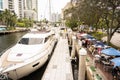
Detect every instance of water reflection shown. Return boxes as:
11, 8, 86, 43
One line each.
0, 32, 27, 53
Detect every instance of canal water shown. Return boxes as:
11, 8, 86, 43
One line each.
0, 32, 27, 53
0, 32, 49, 80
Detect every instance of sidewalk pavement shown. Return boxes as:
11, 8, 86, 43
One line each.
102, 33, 120, 48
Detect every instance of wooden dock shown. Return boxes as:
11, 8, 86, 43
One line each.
42, 38, 73, 80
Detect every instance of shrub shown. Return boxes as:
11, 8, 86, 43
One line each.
16, 22, 25, 27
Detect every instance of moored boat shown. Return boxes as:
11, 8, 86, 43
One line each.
0, 29, 57, 80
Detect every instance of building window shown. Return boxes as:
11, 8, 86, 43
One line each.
0, 0, 3, 9
8, 0, 14, 10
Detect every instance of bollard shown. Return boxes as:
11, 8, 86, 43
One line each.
68, 31, 72, 45
78, 48, 87, 80
78, 40, 82, 48
76, 40, 82, 53
71, 36, 76, 59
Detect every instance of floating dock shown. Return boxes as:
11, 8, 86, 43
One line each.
42, 38, 73, 80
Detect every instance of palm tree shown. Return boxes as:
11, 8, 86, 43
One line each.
2, 9, 17, 29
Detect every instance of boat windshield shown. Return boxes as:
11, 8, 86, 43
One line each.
18, 38, 43, 45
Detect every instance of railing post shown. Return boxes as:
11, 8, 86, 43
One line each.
71, 36, 76, 58
78, 48, 87, 80
68, 30, 72, 45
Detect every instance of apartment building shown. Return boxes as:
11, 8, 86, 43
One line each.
0, 0, 8, 11
0, 0, 38, 20
23, 0, 38, 21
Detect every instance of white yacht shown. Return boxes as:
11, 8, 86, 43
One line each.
0, 30, 57, 80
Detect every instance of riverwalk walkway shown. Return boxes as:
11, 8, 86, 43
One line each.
42, 38, 73, 80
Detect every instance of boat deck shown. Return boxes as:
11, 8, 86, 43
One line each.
41, 38, 73, 80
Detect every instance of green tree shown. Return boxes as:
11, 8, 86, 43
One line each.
64, 0, 103, 30
0, 13, 4, 24
2, 9, 17, 29
65, 0, 120, 45
98, 0, 120, 44
65, 19, 78, 30
17, 18, 33, 28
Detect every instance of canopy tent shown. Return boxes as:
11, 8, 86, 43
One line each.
80, 33, 96, 40
79, 33, 87, 37
101, 48, 120, 56
93, 41, 108, 48
87, 37, 96, 41
111, 57, 120, 67
76, 33, 95, 40
82, 34, 93, 39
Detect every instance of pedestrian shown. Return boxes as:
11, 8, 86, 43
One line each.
81, 39, 85, 47
112, 66, 120, 80
98, 48, 102, 55
93, 54, 101, 68
85, 39, 88, 48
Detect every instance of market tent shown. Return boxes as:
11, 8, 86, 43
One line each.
93, 41, 108, 48
101, 48, 120, 56
111, 57, 120, 67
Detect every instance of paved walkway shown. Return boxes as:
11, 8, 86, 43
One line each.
42, 38, 73, 80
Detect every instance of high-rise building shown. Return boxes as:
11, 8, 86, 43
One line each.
23, 0, 38, 21
0, 0, 24, 18
0, 0, 3, 10
0, 0, 8, 11
61, 1, 73, 20
18, 0, 24, 18
13, 0, 24, 18
0, 0, 38, 20
51, 13, 61, 22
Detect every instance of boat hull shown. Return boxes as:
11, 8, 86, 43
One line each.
0, 30, 57, 80
7, 52, 48, 80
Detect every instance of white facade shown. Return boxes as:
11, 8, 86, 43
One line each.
14, 0, 20, 18
23, 0, 38, 20
0, 0, 38, 20
0, 0, 8, 11
0, 0, 23, 18
17, 0, 24, 18
51, 13, 61, 22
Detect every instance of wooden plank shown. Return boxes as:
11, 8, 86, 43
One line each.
42, 39, 73, 80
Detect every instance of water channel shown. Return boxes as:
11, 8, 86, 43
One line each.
0, 32, 26, 53
0, 32, 48, 80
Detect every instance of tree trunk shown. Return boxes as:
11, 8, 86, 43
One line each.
106, 7, 116, 45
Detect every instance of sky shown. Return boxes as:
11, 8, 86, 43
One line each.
38, 0, 70, 20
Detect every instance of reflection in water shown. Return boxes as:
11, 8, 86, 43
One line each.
0, 32, 27, 54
